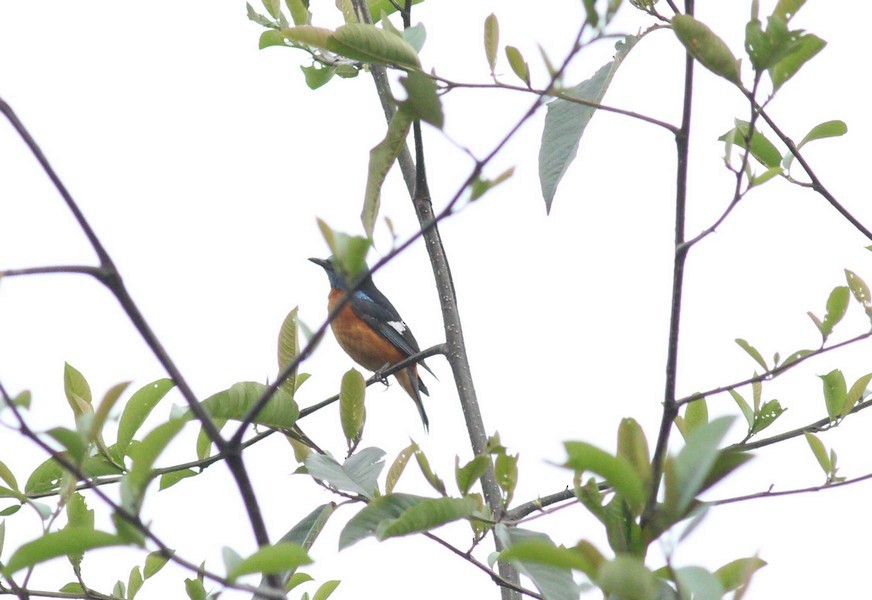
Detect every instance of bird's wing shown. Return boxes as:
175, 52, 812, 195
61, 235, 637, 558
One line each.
350, 288, 421, 358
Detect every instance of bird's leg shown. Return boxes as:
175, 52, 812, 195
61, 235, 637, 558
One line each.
372, 362, 393, 388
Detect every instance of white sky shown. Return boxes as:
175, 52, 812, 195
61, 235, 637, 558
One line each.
2, 1, 871, 599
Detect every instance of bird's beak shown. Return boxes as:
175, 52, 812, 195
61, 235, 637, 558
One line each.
308, 257, 330, 270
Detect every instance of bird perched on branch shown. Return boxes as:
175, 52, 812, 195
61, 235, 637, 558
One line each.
310, 257, 433, 429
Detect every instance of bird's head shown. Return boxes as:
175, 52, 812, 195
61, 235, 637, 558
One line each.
309, 256, 362, 291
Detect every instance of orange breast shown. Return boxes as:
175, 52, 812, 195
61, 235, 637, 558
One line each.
328, 289, 406, 371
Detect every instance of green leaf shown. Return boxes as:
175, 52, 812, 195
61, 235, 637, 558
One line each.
116, 379, 176, 459
385, 443, 415, 494
285, 0, 311, 25
617, 418, 651, 489
735, 338, 768, 370
184, 577, 206, 600
563, 442, 645, 515
750, 399, 785, 435
504, 46, 530, 87
674, 566, 725, 600
683, 398, 709, 436
494, 452, 518, 505
229, 543, 311, 582
300, 64, 336, 90
262, 0, 281, 19
305, 447, 384, 498
144, 551, 171, 579
770, 33, 825, 91
843, 373, 872, 419
469, 167, 515, 201
128, 566, 144, 599
718, 121, 782, 169
124, 419, 187, 511
366, 0, 424, 22
414, 446, 447, 496
799, 120, 847, 148
361, 109, 412, 238
313, 580, 341, 600
774, 0, 805, 20
4, 529, 122, 574
193, 382, 299, 429
455, 454, 491, 495
64, 362, 92, 417
376, 496, 479, 539
260, 29, 288, 48
729, 389, 754, 430
496, 525, 579, 600
328, 23, 420, 68
401, 23, 426, 53
845, 269, 872, 319
715, 557, 767, 592
340, 369, 366, 448
819, 369, 847, 421
817, 286, 850, 340
499, 540, 599, 579
339, 493, 426, 549
277, 307, 300, 400
597, 554, 658, 600
283, 26, 334, 51
804, 432, 830, 474
539, 36, 636, 212
278, 503, 335, 551
246, 2, 275, 27
484, 13, 499, 74
65, 492, 94, 530
316, 221, 371, 277
159, 469, 198, 491
672, 15, 741, 84
399, 71, 444, 128
667, 416, 734, 518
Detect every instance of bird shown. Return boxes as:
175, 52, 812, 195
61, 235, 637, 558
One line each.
309, 257, 433, 429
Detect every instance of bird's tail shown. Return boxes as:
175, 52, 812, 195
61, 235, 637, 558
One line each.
395, 366, 430, 431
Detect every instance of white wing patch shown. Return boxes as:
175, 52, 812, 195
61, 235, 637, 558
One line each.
387, 320, 407, 334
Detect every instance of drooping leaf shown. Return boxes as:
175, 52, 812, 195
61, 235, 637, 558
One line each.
228, 543, 312, 581
804, 432, 830, 474
499, 539, 599, 579
339, 493, 426, 549
300, 64, 336, 90
144, 551, 171, 579
729, 389, 754, 430
285, 0, 310, 25
735, 338, 768, 371
399, 71, 443, 128
667, 416, 734, 518
158, 469, 198, 491
124, 419, 187, 511
376, 496, 479, 539
401, 23, 426, 53
597, 554, 659, 600
819, 369, 847, 421
328, 23, 420, 68
414, 446, 447, 496
455, 454, 491, 496
385, 443, 416, 494
361, 109, 413, 238
496, 525, 580, 600
845, 269, 872, 320
672, 15, 741, 84
770, 33, 825, 91
305, 447, 384, 498
340, 369, 366, 448
539, 36, 636, 212
718, 121, 782, 169
674, 566, 725, 600
5, 529, 122, 574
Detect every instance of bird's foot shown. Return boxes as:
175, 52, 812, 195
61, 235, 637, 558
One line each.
373, 362, 393, 387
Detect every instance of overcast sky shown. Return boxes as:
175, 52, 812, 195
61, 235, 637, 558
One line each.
2, 1, 871, 599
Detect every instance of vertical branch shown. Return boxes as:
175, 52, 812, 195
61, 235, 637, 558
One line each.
349, 2, 519, 597
642, 0, 695, 527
